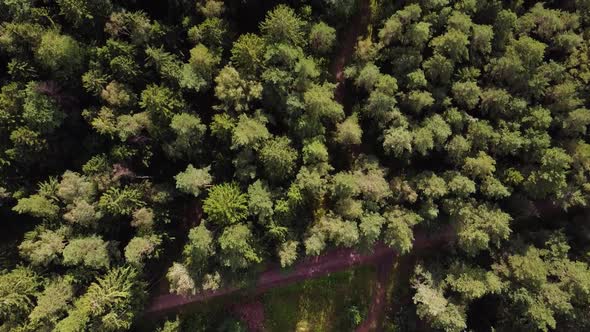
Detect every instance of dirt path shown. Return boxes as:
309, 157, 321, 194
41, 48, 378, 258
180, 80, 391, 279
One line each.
355, 252, 396, 332
145, 227, 455, 314
331, 0, 372, 104
354, 227, 456, 331
146, 245, 391, 314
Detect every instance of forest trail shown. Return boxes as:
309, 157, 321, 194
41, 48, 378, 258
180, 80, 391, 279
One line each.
145, 227, 455, 314
331, 0, 372, 104
355, 252, 395, 332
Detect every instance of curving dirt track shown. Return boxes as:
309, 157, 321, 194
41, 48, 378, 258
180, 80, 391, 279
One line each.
145, 227, 455, 315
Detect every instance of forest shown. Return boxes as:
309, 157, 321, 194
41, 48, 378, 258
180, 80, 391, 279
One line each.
1, 0, 590, 331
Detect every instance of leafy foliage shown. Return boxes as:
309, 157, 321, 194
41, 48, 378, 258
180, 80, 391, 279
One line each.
55, 266, 145, 331
175, 165, 212, 197
203, 183, 248, 225
0, 267, 39, 326
62, 236, 110, 269
2, 1, 590, 330
260, 5, 305, 46
218, 224, 261, 270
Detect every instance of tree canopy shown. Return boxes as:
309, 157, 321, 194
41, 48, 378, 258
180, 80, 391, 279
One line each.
1, 0, 590, 331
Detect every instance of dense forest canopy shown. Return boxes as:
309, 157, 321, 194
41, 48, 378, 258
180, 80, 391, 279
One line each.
1, 0, 590, 331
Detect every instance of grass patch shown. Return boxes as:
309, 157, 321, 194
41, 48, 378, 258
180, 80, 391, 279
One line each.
263, 266, 376, 332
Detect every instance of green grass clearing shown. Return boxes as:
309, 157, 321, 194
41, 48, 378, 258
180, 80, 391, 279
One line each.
263, 266, 377, 332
